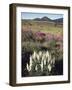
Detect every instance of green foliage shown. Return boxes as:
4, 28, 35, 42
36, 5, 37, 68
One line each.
49, 40, 56, 48
22, 41, 41, 53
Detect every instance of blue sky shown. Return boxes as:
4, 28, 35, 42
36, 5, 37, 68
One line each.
21, 12, 63, 20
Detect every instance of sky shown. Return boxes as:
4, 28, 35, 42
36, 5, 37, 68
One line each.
21, 12, 63, 20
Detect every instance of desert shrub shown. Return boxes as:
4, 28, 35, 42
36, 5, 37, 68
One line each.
22, 30, 35, 42
22, 41, 44, 57
53, 34, 63, 42
35, 32, 46, 43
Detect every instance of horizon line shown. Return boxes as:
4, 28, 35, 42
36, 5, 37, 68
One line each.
21, 12, 63, 20
21, 16, 63, 20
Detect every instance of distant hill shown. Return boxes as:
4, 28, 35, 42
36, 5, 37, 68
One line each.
33, 16, 52, 21
40, 16, 52, 21
53, 18, 63, 23
33, 16, 63, 24
33, 18, 41, 21
22, 16, 63, 25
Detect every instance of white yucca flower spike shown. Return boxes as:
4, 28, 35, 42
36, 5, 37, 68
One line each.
37, 54, 39, 61
44, 59, 46, 65
41, 61, 43, 71
48, 64, 52, 72
29, 65, 31, 71
35, 65, 37, 71
52, 56, 55, 65
50, 60, 53, 64
46, 51, 49, 58
26, 63, 30, 71
39, 51, 42, 57
48, 53, 51, 62
42, 55, 44, 61
42, 52, 45, 61
30, 56, 32, 67
33, 51, 37, 59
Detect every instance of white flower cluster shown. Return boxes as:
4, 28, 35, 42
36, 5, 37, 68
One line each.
26, 51, 55, 73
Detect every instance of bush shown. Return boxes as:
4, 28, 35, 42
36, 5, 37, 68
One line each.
22, 30, 35, 42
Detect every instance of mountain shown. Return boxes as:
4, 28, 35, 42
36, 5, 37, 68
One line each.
33, 16, 52, 21
53, 18, 63, 23
33, 16, 63, 23
23, 16, 63, 24
41, 16, 52, 21
33, 18, 41, 21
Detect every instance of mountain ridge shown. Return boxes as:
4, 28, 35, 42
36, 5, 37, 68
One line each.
22, 16, 63, 24
33, 16, 63, 23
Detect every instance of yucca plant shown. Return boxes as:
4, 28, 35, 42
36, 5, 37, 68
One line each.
26, 50, 56, 76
